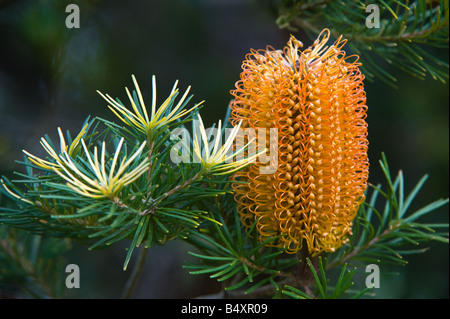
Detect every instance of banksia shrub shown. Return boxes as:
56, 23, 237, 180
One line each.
1, 2, 448, 298
230, 29, 369, 256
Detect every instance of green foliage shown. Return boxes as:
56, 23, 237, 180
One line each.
183, 192, 298, 295
0, 77, 229, 271
273, 0, 449, 87
182, 154, 448, 299
0, 117, 103, 240
327, 153, 449, 269
0, 226, 71, 298
281, 258, 371, 299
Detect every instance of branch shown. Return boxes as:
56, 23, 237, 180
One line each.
142, 171, 203, 215
195, 278, 291, 299
326, 228, 391, 269
120, 246, 149, 298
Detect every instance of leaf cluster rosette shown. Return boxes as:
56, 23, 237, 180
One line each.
0, 75, 257, 270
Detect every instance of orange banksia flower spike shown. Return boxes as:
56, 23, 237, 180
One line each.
230, 29, 369, 256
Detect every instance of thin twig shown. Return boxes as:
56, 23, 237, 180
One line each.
195, 278, 291, 299
120, 246, 149, 298
142, 171, 203, 215
146, 137, 154, 185
326, 228, 392, 269
238, 256, 293, 279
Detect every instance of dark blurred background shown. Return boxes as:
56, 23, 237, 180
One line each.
0, 0, 448, 298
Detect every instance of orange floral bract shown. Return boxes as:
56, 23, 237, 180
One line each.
230, 29, 369, 255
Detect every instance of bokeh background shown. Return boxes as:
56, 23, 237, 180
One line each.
0, 0, 448, 298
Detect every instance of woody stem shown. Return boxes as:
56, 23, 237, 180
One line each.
120, 246, 149, 299
293, 244, 319, 295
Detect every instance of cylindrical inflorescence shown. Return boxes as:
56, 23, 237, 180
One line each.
230, 29, 369, 255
